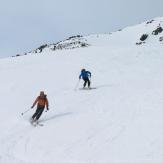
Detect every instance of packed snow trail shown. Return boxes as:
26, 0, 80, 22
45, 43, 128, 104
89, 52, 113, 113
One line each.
0, 18, 163, 163
0, 46, 163, 163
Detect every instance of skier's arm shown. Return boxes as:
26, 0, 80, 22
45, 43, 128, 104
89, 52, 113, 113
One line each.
88, 71, 91, 78
79, 74, 82, 79
45, 98, 49, 110
31, 97, 39, 108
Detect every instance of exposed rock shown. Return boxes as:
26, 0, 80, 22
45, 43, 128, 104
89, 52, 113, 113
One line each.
152, 26, 163, 35
67, 35, 82, 40
16, 54, 21, 57
140, 34, 148, 41
28, 35, 89, 54
146, 20, 154, 24
53, 40, 89, 50
159, 36, 163, 42
37, 44, 48, 53
136, 42, 145, 45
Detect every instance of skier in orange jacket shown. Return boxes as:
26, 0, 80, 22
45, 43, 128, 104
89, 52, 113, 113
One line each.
31, 91, 49, 122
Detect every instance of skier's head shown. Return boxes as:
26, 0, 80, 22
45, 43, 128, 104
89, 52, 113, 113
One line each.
40, 91, 45, 97
81, 68, 86, 72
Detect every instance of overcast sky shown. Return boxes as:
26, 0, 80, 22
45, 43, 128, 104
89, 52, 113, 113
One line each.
0, 0, 163, 58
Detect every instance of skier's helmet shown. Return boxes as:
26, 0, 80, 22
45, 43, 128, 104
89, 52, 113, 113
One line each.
81, 68, 85, 72
40, 91, 45, 97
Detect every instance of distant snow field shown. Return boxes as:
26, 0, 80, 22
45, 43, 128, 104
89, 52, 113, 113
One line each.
0, 17, 163, 163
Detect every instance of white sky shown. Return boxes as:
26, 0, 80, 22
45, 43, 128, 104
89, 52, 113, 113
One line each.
0, 0, 163, 57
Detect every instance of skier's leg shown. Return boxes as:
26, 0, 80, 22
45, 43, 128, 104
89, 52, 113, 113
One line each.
32, 107, 40, 120
35, 108, 44, 120
84, 78, 90, 88
88, 78, 91, 88
83, 79, 87, 88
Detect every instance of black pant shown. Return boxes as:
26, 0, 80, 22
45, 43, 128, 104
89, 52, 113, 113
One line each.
83, 77, 91, 88
32, 106, 44, 120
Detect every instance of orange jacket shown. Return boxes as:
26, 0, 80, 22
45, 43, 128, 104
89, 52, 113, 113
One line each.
32, 96, 49, 109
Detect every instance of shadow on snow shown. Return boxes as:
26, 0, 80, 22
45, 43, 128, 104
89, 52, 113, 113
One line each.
40, 112, 73, 123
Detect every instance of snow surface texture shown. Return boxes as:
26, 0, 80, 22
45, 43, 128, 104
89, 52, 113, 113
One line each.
0, 17, 163, 163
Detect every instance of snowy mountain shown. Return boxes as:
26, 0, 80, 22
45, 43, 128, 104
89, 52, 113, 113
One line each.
17, 16, 163, 56
27, 35, 89, 55
0, 17, 163, 163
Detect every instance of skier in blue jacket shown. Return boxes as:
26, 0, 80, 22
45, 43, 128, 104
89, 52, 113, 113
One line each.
79, 69, 91, 88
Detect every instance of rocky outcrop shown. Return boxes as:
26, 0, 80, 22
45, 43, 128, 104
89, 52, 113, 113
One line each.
152, 26, 163, 35
140, 34, 148, 41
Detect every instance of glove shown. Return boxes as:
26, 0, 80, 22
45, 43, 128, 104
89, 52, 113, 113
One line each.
47, 107, 49, 111
31, 106, 34, 109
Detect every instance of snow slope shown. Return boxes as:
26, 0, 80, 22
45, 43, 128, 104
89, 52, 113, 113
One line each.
0, 17, 163, 163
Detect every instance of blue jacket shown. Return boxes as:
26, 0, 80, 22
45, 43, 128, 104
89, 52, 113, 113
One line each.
79, 71, 91, 79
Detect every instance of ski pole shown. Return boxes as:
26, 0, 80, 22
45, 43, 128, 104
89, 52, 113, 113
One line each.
21, 108, 31, 115
74, 79, 80, 90
45, 108, 49, 112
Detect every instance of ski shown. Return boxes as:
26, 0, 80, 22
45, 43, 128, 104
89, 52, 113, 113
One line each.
37, 123, 44, 126
30, 118, 44, 127
31, 121, 44, 127
79, 87, 96, 90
